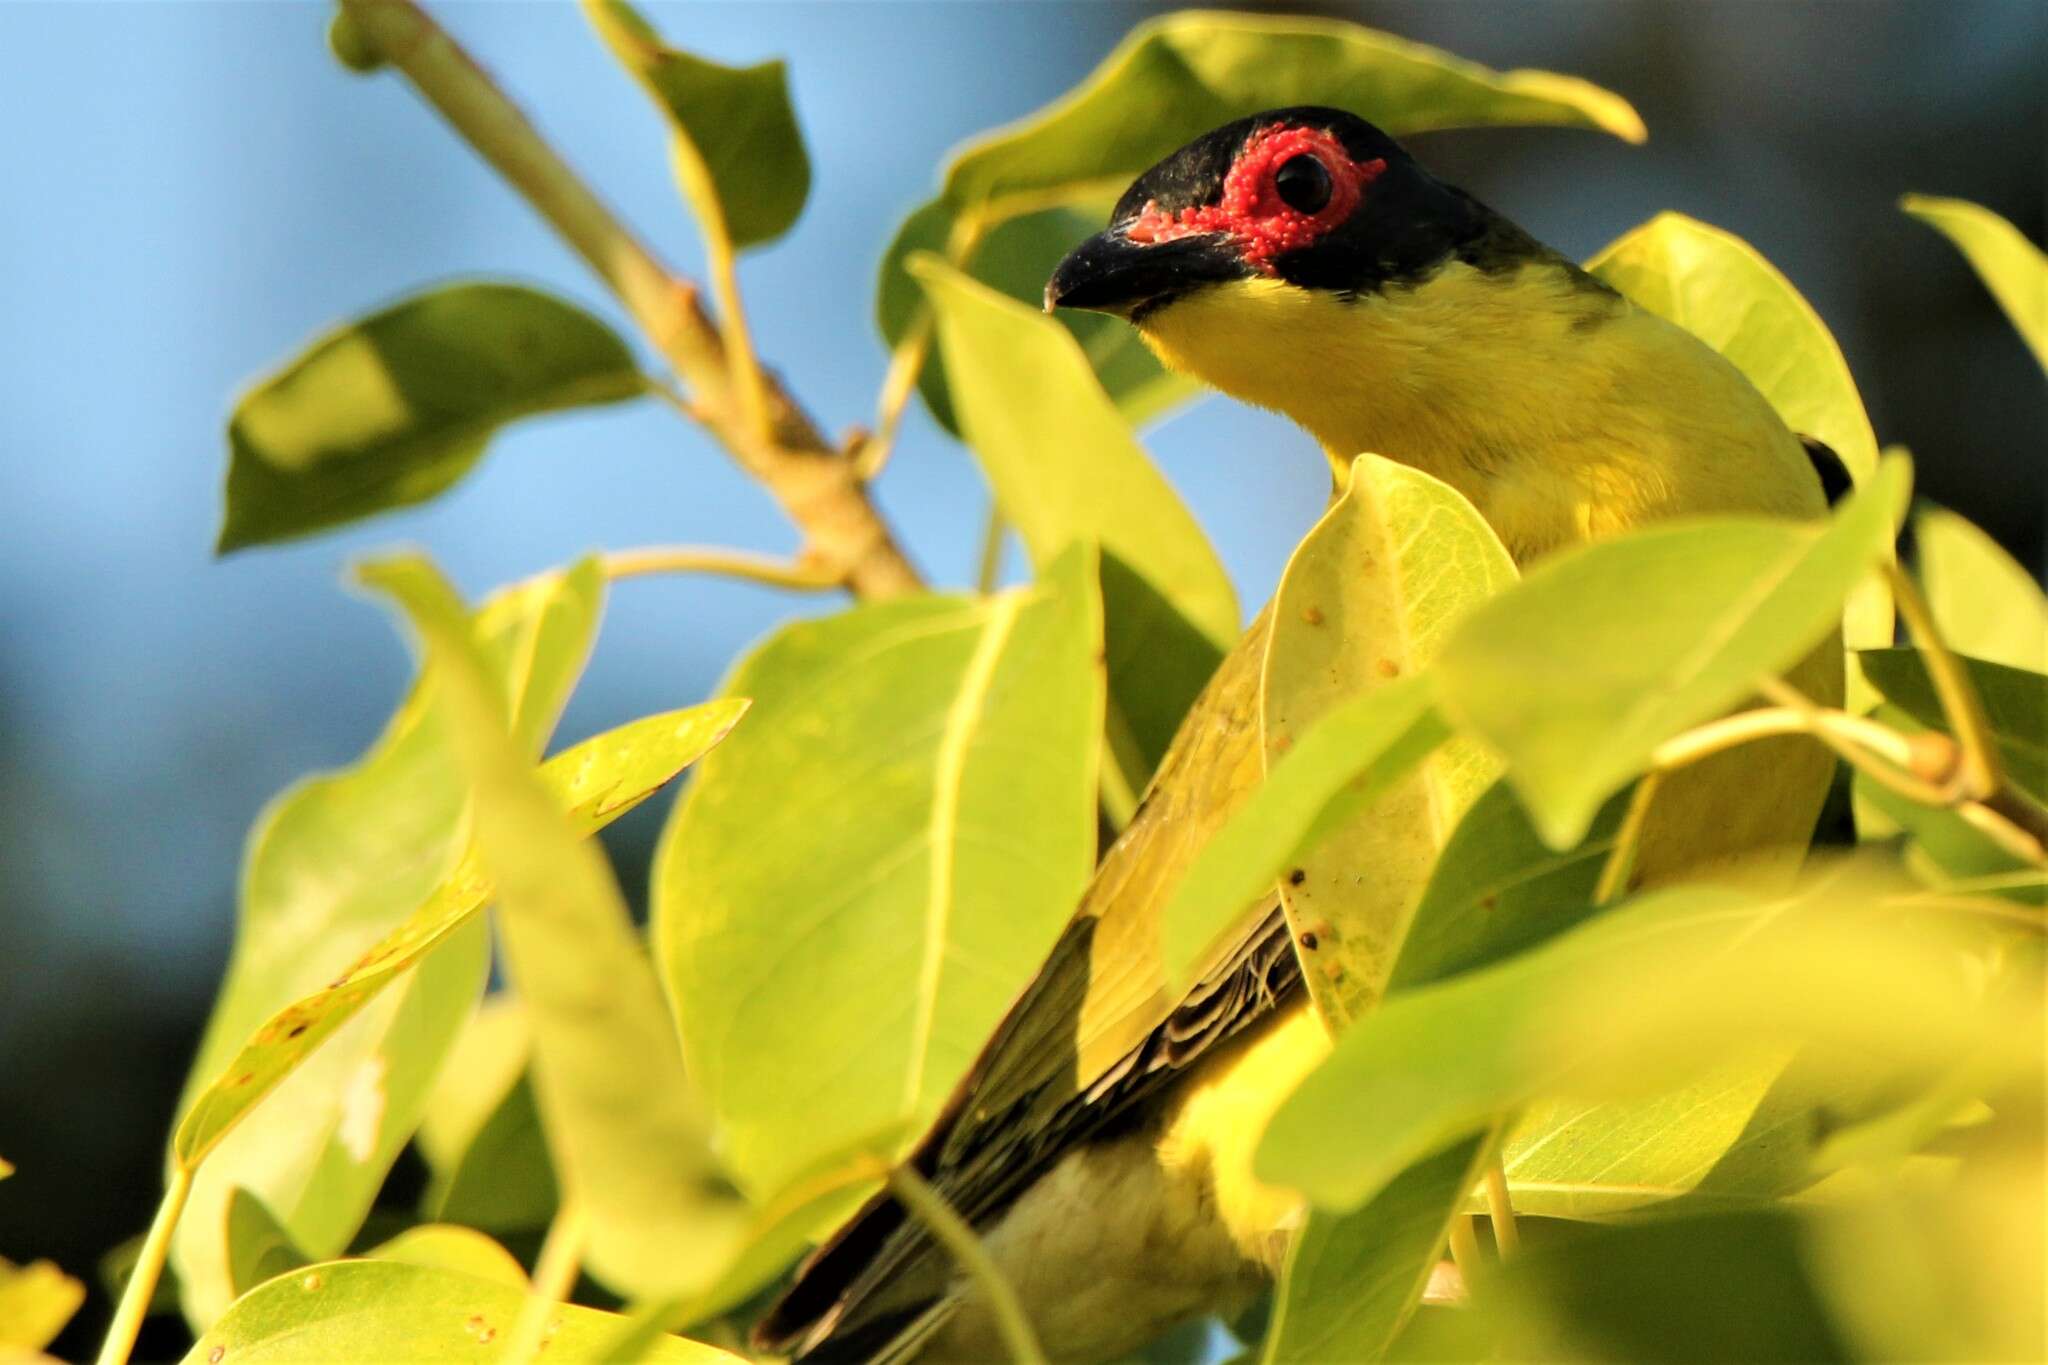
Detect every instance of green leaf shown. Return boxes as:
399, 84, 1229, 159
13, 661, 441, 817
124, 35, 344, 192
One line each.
1257, 872, 2019, 1212
583, 0, 810, 250
1901, 194, 2048, 370
1433, 452, 1910, 848
1162, 676, 1448, 987
914, 257, 1236, 801
417, 998, 559, 1233
226, 1189, 310, 1301
1914, 505, 2048, 673
942, 11, 1643, 218
876, 196, 1195, 434
1260, 1136, 1491, 1364
657, 549, 1104, 1196
0, 1257, 86, 1352
367, 1226, 528, 1291
1586, 212, 1890, 654
1859, 647, 2046, 804
219, 282, 641, 551
880, 11, 1641, 430
358, 554, 752, 1301
1262, 455, 1515, 1026
171, 564, 604, 1325
180, 1260, 739, 1363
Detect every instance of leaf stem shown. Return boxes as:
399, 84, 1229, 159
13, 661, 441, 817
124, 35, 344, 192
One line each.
1482, 1161, 1519, 1259
887, 1165, 1046, 1365
337, 0, 921, 600
858, 210, 990, 480
96, 1165, 192, 1365
975, 504, 1008, 594
602, 544, 846, 592
1594, 772, 1663, 906
1446, 1213, 1482, 1290
1885, 561, 2002, 799
505, 1200, 588, 1365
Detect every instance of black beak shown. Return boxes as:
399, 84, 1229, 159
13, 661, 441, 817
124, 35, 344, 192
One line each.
1044, 228, 1248, 318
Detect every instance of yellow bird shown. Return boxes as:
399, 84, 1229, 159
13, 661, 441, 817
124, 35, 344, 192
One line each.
756, 106, 1841, 1363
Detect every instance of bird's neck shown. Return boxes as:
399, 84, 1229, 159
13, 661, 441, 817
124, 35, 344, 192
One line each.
1143, 260, 1823, 565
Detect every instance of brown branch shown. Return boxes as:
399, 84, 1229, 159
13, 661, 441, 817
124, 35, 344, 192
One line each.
338, 0, 922, 600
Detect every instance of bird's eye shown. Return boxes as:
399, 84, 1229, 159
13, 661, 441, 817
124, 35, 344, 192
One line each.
1273, 154, 1332, 214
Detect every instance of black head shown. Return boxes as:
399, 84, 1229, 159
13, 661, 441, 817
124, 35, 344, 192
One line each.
1045, 107, 1537, 320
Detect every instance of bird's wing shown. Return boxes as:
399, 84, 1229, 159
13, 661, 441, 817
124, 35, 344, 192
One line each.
757, 609, 1298, 1357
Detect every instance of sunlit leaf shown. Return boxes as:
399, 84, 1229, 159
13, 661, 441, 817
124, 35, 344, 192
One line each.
172, 564, 603, 1325
359, 554, 751, 1301
1588, 212, 1891, 656
367, 1225, 528, 1291
943, 11, 1643, 217
657, 548, 1103, 1196
1914, 505, 2048, 673
1261, 1137, 1490, 1364
1162, 675, 1447, 987
876, 195, 1193, 433
914, 258, 1234, 807
219, 283, 641, 551
1258, 871, 2022, 1211
1433, 453, 1909, 848
1262, 455, 1514, 1026
1901, 194, 2048, 370
583, 0, 809, 250
417, 998, 558, 1233
0, 1257, 85, 1352
179, 1259, 739, 1363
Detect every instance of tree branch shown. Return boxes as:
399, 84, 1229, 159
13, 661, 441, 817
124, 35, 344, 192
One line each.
338, 0, 922, 600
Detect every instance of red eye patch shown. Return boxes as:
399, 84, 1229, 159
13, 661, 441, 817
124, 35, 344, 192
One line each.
1123, 125, 1386, 273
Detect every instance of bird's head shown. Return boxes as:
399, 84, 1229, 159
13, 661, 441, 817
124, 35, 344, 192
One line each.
1045, 108, 1557, 455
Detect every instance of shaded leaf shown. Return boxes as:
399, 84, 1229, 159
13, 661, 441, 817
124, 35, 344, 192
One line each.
1914, 505, 2048, 673
914, 258, 1235, 804
179, 1259, 738, 1363
226, 1188, 309, 1301
1260, 1136, 1491, 1364
1587, 212, 1891, 653
220, 283, 641, 551
657, 549, 1104, 1196
0, 1257, 85, 1352
1433, 453, 1910, 848
1262, 455, 1514, 1026
584, 0, 809, 249
359, 554, 751, 1300
417, 998, 559, 1233
1162, 675, 1447, 986
1859, 647, 2046, 804
1901, 194, 2048, 370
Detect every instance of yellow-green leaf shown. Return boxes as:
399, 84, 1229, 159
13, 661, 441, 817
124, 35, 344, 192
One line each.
172, 564, 604, 1326
359, 554, 751, 1301
0, 1257, 85, 1352
219, 283, 641, 551
657, 549, 1104, 1196
1915, 505, 2048, 673
1901, 194, 2048, 370
942, 11, 1643, 217
1587, 212, 1891, 654
417, 998, 559, 1233
1262, 455, 1514, 1026
584, 0, 809, 250
179, 1260, 738, 1363
367, 1226, 528, 1291
914, 257, 1235, 806
1434, 453, 1910, 849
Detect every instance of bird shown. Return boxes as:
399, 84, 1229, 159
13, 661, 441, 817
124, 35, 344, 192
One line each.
754, 105, 1841, 1363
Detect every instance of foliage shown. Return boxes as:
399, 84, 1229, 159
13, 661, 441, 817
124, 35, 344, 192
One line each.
40, 5, 2043, 1364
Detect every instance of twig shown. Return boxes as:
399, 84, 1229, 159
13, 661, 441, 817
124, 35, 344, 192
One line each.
1482, 1162, 1519, 1259
337, 0, 921, 600
1886, 561, 2002, 800
602, 544, 846, 592
1446, 1214, 1482, 1289
887, 1165, 1046, 1365
1594, 772, 1663, 907
96, 1165, 193, 1365
504, 1200, 588, 1365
